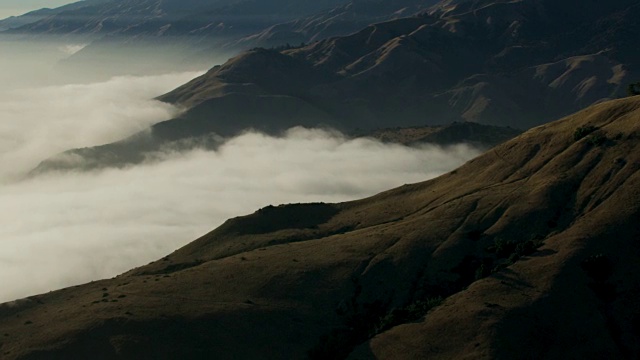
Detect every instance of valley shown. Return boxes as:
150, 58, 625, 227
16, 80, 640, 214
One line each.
0, 0, 638, 359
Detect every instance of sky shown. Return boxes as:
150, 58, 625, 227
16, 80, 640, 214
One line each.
0, 0, 76, 19
0, 38, 482, 303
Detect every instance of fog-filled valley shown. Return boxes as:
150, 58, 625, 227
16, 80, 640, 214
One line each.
1, 1, 640, 358
0, 38, 480, 303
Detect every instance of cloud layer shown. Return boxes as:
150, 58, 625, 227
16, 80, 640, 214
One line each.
0, 72, 201, 182
0, 129, 479, 302
0, 41, 482, 302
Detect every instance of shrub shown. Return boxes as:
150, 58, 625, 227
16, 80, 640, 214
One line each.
487, 238, 516, 258
487, 237, 542, 266
475, 263, 491, 280
586, 132, 607, 146
573, 125, 597, 141
627, 82, 640, 97
467, 230, 483, 241
515, 239, 539, 257
581, 254, 612, 282
373, 297, 443, 335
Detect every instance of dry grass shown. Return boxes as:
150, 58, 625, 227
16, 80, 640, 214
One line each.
1, 97, 640, 359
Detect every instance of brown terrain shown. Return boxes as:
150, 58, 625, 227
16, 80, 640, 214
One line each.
2, 96, 639, 359
2, 0, 440, 76
28, 0, 640, 173
365, 121, 521, 147
159, 0, 640, 132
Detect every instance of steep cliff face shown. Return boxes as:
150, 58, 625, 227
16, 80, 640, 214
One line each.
3, 96, 640, 359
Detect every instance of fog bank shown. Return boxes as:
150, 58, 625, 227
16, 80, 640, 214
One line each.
0, 72, 201, 182
0, 40, 482, 303
0, 129, 479, 302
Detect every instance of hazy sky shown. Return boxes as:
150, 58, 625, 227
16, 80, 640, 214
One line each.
0, 0, 76, 19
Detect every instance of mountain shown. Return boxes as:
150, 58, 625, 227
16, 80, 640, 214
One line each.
0, 0, 354, 76
365, 121, 522, 147
3, 96, 640, 359
0, 0, 111, 31
2, 0, 441, 76
29, 0, 640, 173
230, 0, 441, 49
158, 0, 638, 131
30, 121, 518, 173
7, 0, 348, 36
0, 9, 63, 32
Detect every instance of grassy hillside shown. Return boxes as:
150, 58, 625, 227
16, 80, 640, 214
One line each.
1, 96, 639, 358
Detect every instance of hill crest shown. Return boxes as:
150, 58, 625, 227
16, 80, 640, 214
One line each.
2, 96, 640, 359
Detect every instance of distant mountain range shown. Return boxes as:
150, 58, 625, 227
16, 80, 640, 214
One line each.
28, 0, 640, 173
4, 0, 347, 36
0, 0, 111, 32
3, 0, 439, 43
4, 95, 640, 359
157, 0, 638, 131
1, 0, 442, 74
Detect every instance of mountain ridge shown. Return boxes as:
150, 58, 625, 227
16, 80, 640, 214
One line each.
0, 0, 112, 31
1, 0, 442, 76
26, 0, 640, 174
159, 0, 638, 131
30, 121, 518, 174
3, 96, 640, 359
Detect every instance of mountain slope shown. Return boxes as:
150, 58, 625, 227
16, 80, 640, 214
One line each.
3, 0, 441, 77
30, 119, 517, 173
153, 0, 639, 133
0, 0, 111, 31
31, 0, 640, 173
230, 0, 441, 49
8, 0, 349, 36
6, 0, 638, 119
2, 0, 359, 77
3, 96, 640, 359
364, 121, 522, 147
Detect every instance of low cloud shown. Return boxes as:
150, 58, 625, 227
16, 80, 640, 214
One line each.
0, 47, 482, 303
0, 71, 201, 182
58, 43, 88, 55
0, 129, 480, 302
